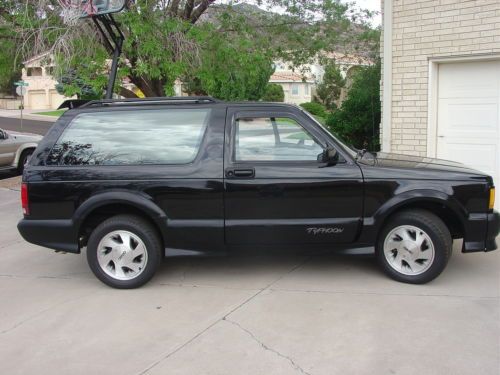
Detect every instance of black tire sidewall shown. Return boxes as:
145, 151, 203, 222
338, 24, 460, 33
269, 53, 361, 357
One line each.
376, 211, 451, 284
87, 216, 161, 289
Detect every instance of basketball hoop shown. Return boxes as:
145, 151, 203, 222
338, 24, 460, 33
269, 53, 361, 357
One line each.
58, 0, 126, 25
58, 0, 91, 25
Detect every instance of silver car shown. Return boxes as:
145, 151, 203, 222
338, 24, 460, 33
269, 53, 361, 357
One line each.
0, 128, 42, 173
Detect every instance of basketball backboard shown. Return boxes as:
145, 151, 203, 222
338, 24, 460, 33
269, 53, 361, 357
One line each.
58, 0, 126, 24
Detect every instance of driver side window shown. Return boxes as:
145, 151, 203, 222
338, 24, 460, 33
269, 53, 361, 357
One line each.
235, 117, 323, 161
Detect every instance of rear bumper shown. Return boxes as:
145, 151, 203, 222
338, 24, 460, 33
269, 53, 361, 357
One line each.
17, 218, 80, 253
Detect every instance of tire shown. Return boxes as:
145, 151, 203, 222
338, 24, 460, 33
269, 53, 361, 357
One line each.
17, 149, 34, 174
87, 214, 162, 289
376, 209, 452, 284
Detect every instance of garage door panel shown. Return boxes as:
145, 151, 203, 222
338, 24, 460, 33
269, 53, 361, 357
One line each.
439, 61, 500, 99
437, 140, 498, 178
437, 60, 500, 193
438, 99, 498, 133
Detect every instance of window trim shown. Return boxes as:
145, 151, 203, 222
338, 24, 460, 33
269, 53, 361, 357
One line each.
231, 113, 326, 164
45, 107, 212, 167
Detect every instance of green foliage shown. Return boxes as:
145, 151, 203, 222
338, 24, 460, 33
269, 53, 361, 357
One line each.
0, 39, 20, 94
6, 0, 376, 100
262, 84, 285, 102
326, 61, 381, 151
183, 28, 274, 100
300, 102, 327, 118
315, 61, 345, 110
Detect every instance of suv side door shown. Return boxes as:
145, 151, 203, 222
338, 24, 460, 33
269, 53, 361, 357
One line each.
223, 106, 364, 246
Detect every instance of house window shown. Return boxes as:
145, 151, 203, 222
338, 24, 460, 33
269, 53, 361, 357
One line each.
291, 84, 299, 96
27, 67, 43, 77
46, 66, 55, 76
304, 84, 310, 96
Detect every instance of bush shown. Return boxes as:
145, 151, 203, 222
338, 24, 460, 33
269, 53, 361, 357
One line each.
326, 62, 381, 151
262, 83, 285, 102
300, 102, 327, 118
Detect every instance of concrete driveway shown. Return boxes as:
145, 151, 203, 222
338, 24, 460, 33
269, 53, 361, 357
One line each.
0, 186, 498, 375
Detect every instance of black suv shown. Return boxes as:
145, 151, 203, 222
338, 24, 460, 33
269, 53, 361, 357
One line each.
17, 97, 499, 288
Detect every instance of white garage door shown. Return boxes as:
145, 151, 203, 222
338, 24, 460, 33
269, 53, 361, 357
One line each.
27, 90, 47, 110
437, 60, 500, 187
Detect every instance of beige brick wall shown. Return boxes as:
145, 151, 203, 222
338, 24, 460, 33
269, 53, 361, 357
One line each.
381, 0, 500, 156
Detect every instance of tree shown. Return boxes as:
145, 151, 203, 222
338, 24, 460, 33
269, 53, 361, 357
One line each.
325, 61, 381, 151
315, 60, 345, 110
300, 102, 327, 118
55, 69, 102, 99
262, 83, 284, 102
182, 29, 274, 100
5, 1, 375, 99
0, 39, 20, 95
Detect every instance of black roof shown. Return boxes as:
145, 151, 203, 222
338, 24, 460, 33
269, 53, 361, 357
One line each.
58, 97, 298, 110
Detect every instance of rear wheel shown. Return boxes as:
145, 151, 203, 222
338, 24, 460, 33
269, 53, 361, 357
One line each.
86, 214, 162, 289
376, 209, 452, 284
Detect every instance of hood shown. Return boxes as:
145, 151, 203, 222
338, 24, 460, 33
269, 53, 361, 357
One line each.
5, 130, 43, 143
358, 151, 488, 176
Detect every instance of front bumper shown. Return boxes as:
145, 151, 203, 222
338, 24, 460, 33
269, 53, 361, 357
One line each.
462, 210, 499, 253
485, 211, 500, 251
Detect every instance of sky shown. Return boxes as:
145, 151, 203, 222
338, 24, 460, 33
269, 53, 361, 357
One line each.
352, 0, 381, 26
221, 0, 381, 27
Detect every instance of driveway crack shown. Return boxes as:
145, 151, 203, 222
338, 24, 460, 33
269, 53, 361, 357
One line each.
137, 256, 311, 375
224, 317, 313, 375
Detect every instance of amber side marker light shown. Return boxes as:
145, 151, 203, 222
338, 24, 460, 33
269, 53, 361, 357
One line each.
21, 183, 29, 215
489, 187, 495, 210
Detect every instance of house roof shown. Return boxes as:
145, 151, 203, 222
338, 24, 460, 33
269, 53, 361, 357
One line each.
323, 52, 373, 66
270, 72, 315, 83
23, 52, 53, 65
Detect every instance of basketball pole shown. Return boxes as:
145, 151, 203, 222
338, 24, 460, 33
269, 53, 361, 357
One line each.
91, 14, 124, 100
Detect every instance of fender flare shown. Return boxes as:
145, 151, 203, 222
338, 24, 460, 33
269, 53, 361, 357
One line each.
13, 143, 38, 168
370, 189, 468, 232
73, 190, 168, 233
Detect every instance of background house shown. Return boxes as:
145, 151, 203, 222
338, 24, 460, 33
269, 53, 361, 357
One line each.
22, 53, 73, 110
271, 53, 372, 106
381, 0, 500, 185
269, 64, 315, 105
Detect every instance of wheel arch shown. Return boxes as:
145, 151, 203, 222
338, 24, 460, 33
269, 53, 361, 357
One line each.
74, 191, 168, 249
13, 143, 37, 168
372, 190, 467, 241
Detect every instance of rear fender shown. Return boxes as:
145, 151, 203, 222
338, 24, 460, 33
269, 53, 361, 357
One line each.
73, 190, 168, 235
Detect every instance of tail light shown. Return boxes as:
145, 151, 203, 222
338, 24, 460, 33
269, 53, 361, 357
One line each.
21, 183, 30, 215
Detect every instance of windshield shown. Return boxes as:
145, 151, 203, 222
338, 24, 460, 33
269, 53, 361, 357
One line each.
300, 109, 358, 159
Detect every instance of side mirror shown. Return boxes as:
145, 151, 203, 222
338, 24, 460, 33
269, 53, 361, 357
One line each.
0, 130, 6, 140
317, 147, 339, 166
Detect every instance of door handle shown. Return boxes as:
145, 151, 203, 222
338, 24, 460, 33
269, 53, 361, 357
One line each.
226, 168, 255, 178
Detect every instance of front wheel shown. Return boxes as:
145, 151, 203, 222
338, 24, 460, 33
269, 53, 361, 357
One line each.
376, 209, 452, 284
17, 149, 33, 174
87, 215, 162, 289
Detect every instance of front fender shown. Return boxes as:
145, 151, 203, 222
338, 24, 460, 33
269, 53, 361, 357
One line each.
373, 189, 467, 225
13, 143, 38, 168
359, 189, 467, 244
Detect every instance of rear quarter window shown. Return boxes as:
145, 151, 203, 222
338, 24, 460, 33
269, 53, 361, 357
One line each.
46, 108, 210, 166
